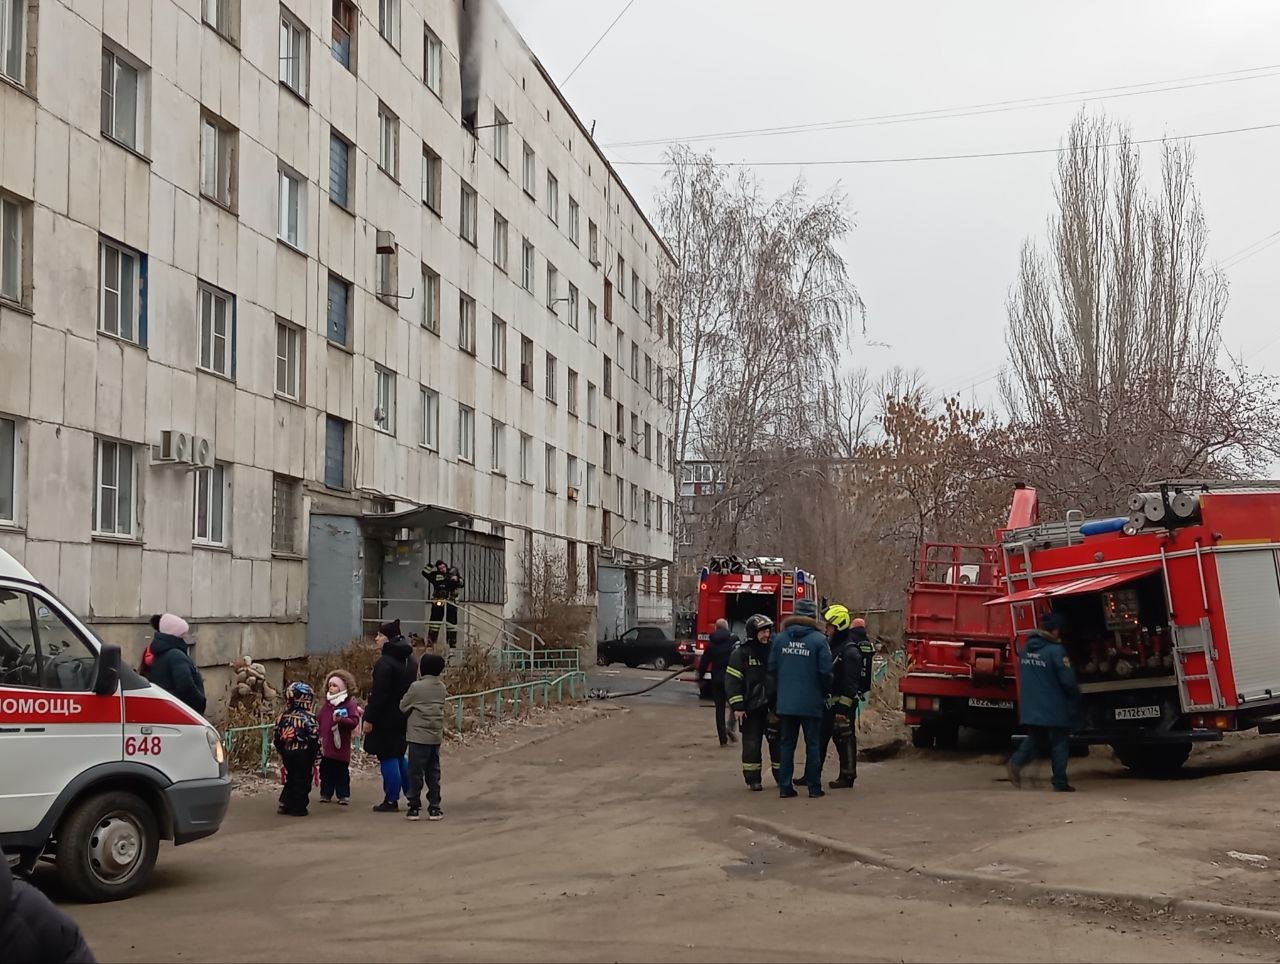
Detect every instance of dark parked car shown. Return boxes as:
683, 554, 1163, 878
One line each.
597, 627, 681, 671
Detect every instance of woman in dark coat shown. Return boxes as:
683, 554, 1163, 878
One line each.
362, 620, 417, 812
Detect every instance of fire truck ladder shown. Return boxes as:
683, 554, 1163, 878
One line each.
1171, 617, 1225, 712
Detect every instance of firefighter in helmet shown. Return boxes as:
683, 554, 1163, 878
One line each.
421, 559, 465, 647
821, 604, 873, 789
725, 613, 780, 790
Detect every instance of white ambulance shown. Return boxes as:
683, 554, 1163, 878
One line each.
0, 548, 230, 901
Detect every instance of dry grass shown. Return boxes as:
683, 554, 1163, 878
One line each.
223, 702, 278, 773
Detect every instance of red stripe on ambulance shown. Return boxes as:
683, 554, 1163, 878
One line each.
124, 695, 205, 726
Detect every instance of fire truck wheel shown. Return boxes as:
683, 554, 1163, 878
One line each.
55, 790, 160, 902
933, 720, 961, 751
910, 726, 935, 749
1110, 741, 1192, 774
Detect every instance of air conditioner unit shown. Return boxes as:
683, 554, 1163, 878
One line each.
192, 436, 214, 468
567, 486, 579, 501
375, 229, 396, 254
152, 430, 190, 464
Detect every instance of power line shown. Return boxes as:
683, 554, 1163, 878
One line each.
605, 63, 1280, 149
607, 120, 1280, 168
560, 0, 639, 87
1222, 229, 1280, 270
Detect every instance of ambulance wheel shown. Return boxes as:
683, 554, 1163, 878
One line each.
1111, 741, 1192, 774
55, 790, 159, 902
910, 725, 935, 749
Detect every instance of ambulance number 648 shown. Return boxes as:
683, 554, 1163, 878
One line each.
125, 736, 163, 756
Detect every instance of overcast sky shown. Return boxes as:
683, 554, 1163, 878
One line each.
505, 0, 1280, 409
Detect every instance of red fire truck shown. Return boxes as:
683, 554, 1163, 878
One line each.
686, 557, 818, 698
900, 486, 1039, 748
984, 480, 1280, 772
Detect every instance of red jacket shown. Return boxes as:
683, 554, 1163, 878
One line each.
318, 696, 362, 762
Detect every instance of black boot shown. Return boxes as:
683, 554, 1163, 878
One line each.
828, 775, 855, 789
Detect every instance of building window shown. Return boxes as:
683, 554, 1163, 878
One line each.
568, 197, 580, 246
568, 283, 579, 330
588, 301, 598, 345
544, 444, 557, 493
277, 163, 304, 248
644, 490, 652, 529
602, 354, 612, 399
275, 318, 302, 400
630, 412, 640, 451
618, 255, 625, 296
202, 0, 239, 42
668, 375, 676, 410
603, 278, 613, 323
655, 366, 663, 404
656, 301, 665, 338
423, 25, 442, 95
331, 0, 356, 69
522, 141, 535, 196
101, 46, 145, 152
193, 463, 230, 547
422, 265, 440, 333
1, 0, 28, 86
616, 402, 624, 435
458, 405, 475, 463
279, 8, 309, 98
271, 475, 300, 553
491, 315, 507, 372
588, 220, 599, 264
492, 212, 508, 271
329, 130, 351, 208
0, 416, 14, 523
602, 433, 612, 475
631, 271, 639, 309
419, 387, 438, 449
93, 438, 136, 537
422, 145, 441, 212
587, 383, 598, 426
545, 353, 557, 404
460, 181, 477, 246
546, 172, 559, 223
546, 262, 558, 312
98, 237, 145, 345
586, 463, 597, 506
644, 421, 652, 461
656, 430, 665, 467
567, 455, 580, 500
324, 416, 347, 488
630, 483, 639, 522
377, 101, 399, 179
520, 336, 534, 390
656, 498, 664, 532
197, 282, 234, 378
645, 287, 653, 327
567, 369, 579, 417
493, 110, 509, 169
377, 0, 400, 46
374, 366, 396, 433
326, 272, 351, 346
630, 342, 639, 381
521, 238, 534, 292
519, 433, 532, 483
199, 112, 237, 208
490, 419, 505, 474
459, 293, 476, 355
644, 355, 653, 394
375, 237, 397, 303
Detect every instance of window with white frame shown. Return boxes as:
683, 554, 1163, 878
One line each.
644, 354, 653, 394
519, 433, 532, 483
602, 432, 612, 475
630, 483, 639, 521
493, 110, 509, 169
546, 172, 559, 223
644, 490, 652, 528
378, 0, 400, 47
422, 145, 441, 212
458, 404, 475, 463
93, 438, 136, 537
521, 238, 534, 292
545, 353, 557, 403
375, 237, 397, 302
199, 112, 236, 208
588, 301, 598, 345
520, 336, 533, 390
568, 197, 580, 245
490, 419, 504, 474
459, 293, 476, 355
271, 474, 301, 553
279, 8, 309, 98
197, 282, 234, 378
203, 0, 239, 41
423, 25, 442, 95
193, 463, 230, 547
615, 477, 623, 512
419, 387, 438, 449
568, 283, 579, 330
275, 318, 302, 400
587, 383, 598, 426
1, 0, 29, 86
377, 101, 399, 179
0, 415, 16, 524
586, 462, 597, 506
632, 270, 640, 308
460, 181, 477, 245
656, 497, 663, 532
522, 141, 535, 196
101, 46, 145, 151
422, 265, 440, 332
98, 237, 144, 345
546, 262, 558, 311
567, 369, 579, 417
631, 341, 639, 381
656, 430, 665, 467
566, 455, 579, 498
374, 366, 395, 433
644, 421, 652, 460
588, 220, 599, 264
491, 315, 507, 372
544, 444, 557, 493
277, 163, 304, 248
644, 286, 653, 327
492, 212, 508, 271
655, 365, 664, 404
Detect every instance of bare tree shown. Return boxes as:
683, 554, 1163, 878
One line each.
1004, 112, 1280, 513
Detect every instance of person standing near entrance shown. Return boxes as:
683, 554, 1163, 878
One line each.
422, 560, 465, 647
768, 600, 833, 798
363, 620, 418, 812
702, 618, 737, 746
1007, 612, 1080, 792
726, 613, 778, 789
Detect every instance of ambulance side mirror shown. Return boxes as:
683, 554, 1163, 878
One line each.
94, 644, 121, 696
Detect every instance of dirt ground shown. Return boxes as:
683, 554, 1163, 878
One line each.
49, 681, 1280, 963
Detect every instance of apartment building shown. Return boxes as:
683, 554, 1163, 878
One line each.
0, 0, 678, 686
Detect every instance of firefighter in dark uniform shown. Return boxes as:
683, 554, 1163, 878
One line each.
725, 613, 780, 790
421, 559, 465, 647
820, 605, 874, 789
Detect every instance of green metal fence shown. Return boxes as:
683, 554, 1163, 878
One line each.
222, 670, 588, 775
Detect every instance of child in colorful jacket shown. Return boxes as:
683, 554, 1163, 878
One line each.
274, 682, 320, 816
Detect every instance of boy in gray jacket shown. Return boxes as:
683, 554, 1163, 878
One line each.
399, 653, 448, 821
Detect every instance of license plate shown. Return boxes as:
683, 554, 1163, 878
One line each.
968, 698, 1014, 710
1115, 705, 1162, 720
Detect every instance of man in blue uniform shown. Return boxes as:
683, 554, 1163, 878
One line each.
1008, 612, 1080, 792
768, 599, 833, 798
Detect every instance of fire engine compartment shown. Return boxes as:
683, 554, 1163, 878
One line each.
1047, 573, 1176, 687
723, 593, 778, 640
